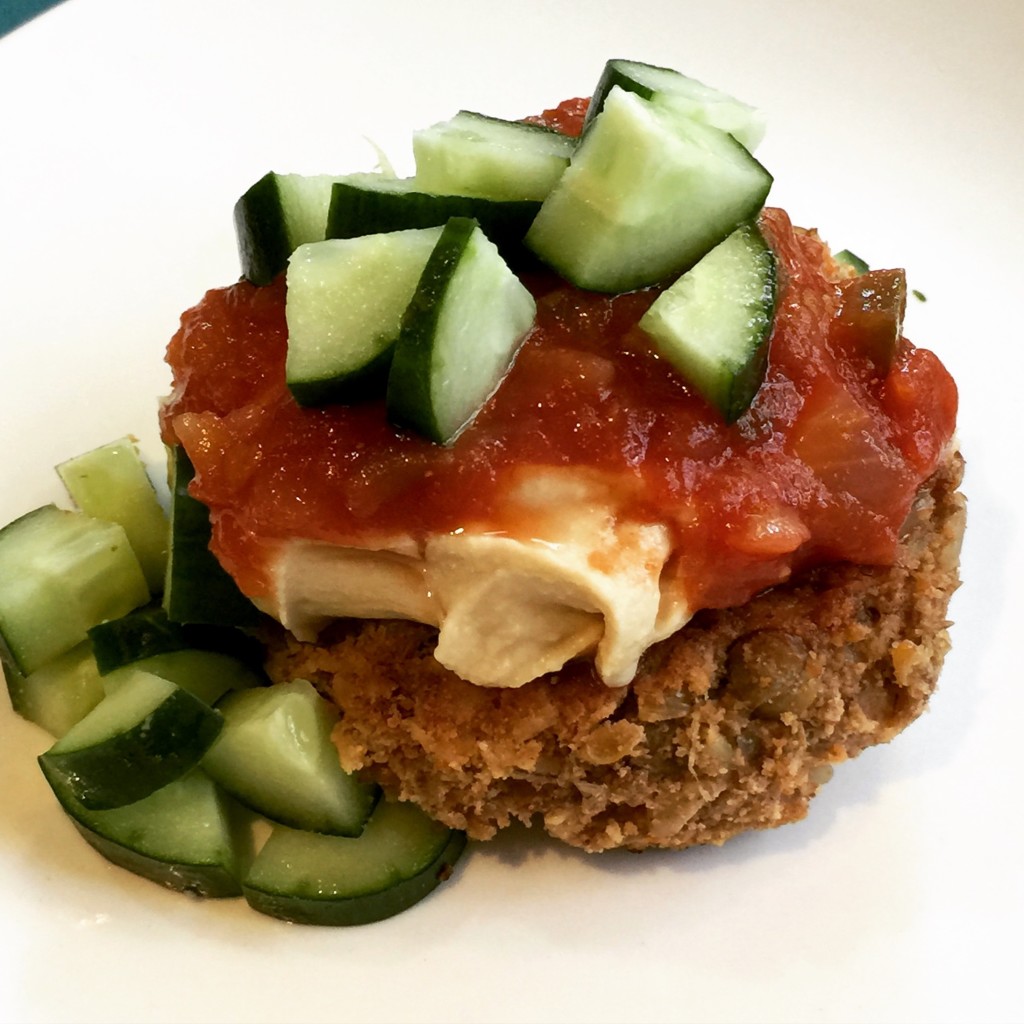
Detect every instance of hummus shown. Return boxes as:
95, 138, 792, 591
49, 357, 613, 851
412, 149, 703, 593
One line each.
265, 467, 690, 688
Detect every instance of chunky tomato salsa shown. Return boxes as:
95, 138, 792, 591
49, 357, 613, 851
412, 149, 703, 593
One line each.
161, 103, 957, 612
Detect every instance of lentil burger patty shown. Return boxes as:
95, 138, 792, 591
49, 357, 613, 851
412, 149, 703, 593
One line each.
263, 450, 964, 853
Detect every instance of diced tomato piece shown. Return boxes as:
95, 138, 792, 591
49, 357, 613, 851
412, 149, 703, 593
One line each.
882, 346, 959, 475
526, 97, 590, 137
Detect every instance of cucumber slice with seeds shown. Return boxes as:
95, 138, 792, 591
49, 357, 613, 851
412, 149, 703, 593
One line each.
39, 667, 224, 810
243, 800, 467, 926
234, 171, 341, 285
284, 228, 443, 406
413, 111, 575, 201
386, 217, 536, 444
202, 679, 377, 836
639, 221, 777, 423
526, 87, 772, 293
0, 505, 149, 676
582, 58, 765, 151
326, 172, 541, 268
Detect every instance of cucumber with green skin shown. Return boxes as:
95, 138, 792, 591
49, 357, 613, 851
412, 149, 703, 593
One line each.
834, 249, 870, 275
0, 505, 149, 677
243, 800, 467, 926
39, 668, 224, 810
40, 763, 246, 898
8, 630, 260, 738
326, 172, 541, 268
88, 604, 265, 677
284, 228, 443, 407
163, 446, 262, 628
386, 217, 536, 444
413, 110, 575, 202
102, 648, 265, 707
5, 640, 105, 738
56, 436, 169, 594
639, 221, 777, 424
525, 88, 772, 294
234, 171, 340, 285
582, 58, 766, 151
202, 679, 378, 836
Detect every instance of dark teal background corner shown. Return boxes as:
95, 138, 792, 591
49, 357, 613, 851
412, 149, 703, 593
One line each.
0, 0, 67, 38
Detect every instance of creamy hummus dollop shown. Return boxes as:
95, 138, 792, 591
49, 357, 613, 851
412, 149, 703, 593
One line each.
264, 467, 691, 688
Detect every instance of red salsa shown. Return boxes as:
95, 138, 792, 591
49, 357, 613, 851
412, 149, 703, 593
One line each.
160, 105, 957, 610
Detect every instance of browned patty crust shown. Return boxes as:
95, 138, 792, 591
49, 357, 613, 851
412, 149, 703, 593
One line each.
264, 452, 965, 852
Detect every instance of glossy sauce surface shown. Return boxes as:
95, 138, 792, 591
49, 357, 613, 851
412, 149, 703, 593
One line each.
161, 102, 957, 608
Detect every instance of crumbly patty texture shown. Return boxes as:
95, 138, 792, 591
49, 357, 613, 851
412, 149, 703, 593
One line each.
264, 453, 965, 852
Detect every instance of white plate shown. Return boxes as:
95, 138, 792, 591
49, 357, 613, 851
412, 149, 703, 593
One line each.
1, 2, 1020, 1022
